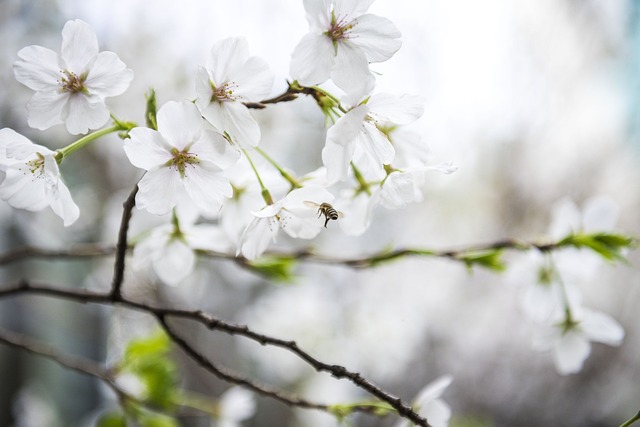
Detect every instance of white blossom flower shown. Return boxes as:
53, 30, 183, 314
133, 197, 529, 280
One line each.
394, 375, 453, 427
322, 93, 424, 182
195, 37, 273, 148
13, 19, 133, 135
219, 156, 288, 248
532, 305, 624, 375
379, 164, 456, 210
290, 0, 401, 95
123, 101, 240, 216
0, 128, 79, 226
213, 387, 256, 427
132, 208, 233, 286
240, 186, 335, 260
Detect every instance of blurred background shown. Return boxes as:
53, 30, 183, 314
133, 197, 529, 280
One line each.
0, 0, 639, 426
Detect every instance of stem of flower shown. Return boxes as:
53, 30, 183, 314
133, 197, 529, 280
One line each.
55, 120, 133, 162
351, 163, 372, 195
255, 147, 302, 189
620, 411, 640, 427
242, 148, 274, 205
311, 85, 348, 114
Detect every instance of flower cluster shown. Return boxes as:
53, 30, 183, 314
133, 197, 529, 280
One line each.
1, 0, 452, 278
511, 197, 625, 375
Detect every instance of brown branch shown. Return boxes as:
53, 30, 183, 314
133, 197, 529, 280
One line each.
158, 316, 330, 412
0, 326, 109, 381
0, 238, 563, 271
110, 184, 138, 301
0, 244, 116, 266
0, 280, 427, 424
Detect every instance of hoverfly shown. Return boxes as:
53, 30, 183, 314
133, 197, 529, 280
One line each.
303, 201, 343, 228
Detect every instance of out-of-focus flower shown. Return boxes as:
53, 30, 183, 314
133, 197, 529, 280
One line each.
213, 387, 256, 427
322, 93, 424, 182
132, 208, 232, 286
532, 305, 624, 375
13, 19, 133, 135
290, 0, 401, 95
123, 101, 239, 216
195, 37, 273, 148
0, 128, 79, 226
394, 375, 453, 427
240, 186, 335, 260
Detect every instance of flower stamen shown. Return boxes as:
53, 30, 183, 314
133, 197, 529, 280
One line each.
168, 148, 200, 178
210, 81, 240, 103
58, 70, 87, 94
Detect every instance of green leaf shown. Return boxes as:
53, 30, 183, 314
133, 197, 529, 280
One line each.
140, 414, 179, 427
559, 232, 635, 262
459, 250, 506, 272
96, 412, 126, 427
119, 330, 178, 409
248, 255, 297, 282
145, 88, 158, 130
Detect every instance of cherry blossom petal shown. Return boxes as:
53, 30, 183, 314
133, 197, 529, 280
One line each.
217, 387, 256, 423
208, 37, 250, 85
60, 20, 99, 73
367, 93, 425, 124
358, 121, 395, 165
125, 128, 173, 170
415, 376, 453, 405
46, 163, 80, 226
581, 310, 624, 345
85, 51, 134, 97
232, 56, 274, 101
290, 32, 335, 86
339, 191, 372, 236
302, 0, 332, 30
183, 162, 232, 213
200, 101, 260, 148
13, 46, 61, 91
136, 166, 184, 215
3, 133, 55, 159
184, 225, 233, 253
379, 172, 416, 209
156, 101, 202, 150
333, 0, 376, 18
26, 91, 67, 131
323, 105, 368, 181
280, 211, 323, 239
64, 94, 110, 134
153, 239, 195, 286
553, 330, 590, 375
322, 140, 354, 183
0, 167, 48, 211
419, 399, 451, 427
331, 40, 374, 94
194, 66, 214, 112
349, 14, 401, 62
241, 217, 278, 260
193, 130, 240, 170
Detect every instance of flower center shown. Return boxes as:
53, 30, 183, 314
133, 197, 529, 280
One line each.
19, 153, 46, 180
210, 81, 239, 103
58, 70, 87, 94
326, 11, 355, 44
168, 148, 200, 178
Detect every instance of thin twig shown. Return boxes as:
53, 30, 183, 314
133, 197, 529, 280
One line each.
158, 316, 330, 411
0, 326, 109, 381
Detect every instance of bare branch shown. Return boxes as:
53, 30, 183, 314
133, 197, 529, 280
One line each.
0, 326, 109, 381
158, 316, 330, 412
110, 184, 138, 301
0, 281, 427, 424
